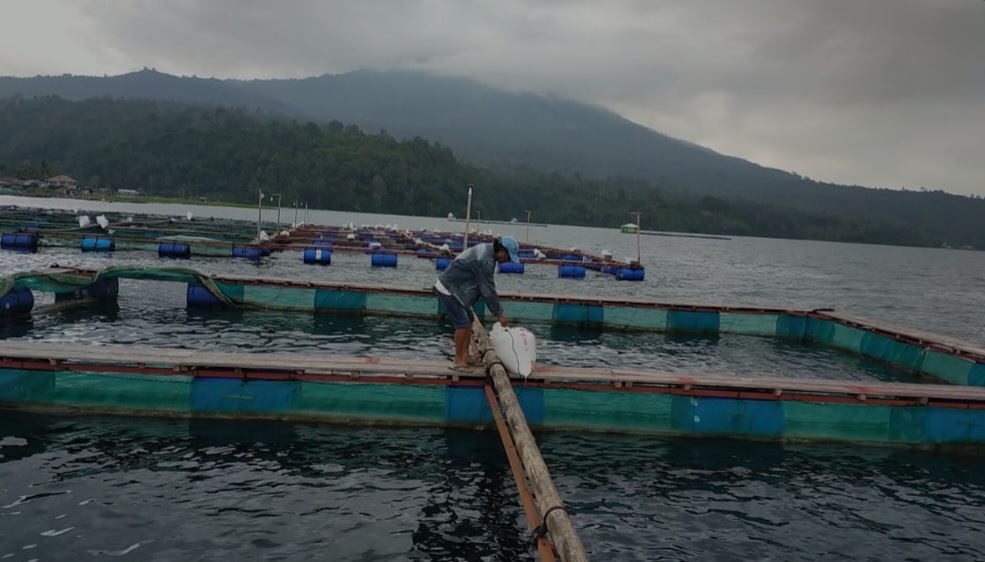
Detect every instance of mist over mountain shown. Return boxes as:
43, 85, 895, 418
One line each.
1, 69, 982, 248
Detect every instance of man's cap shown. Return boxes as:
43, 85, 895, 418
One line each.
501, 236, 520, 263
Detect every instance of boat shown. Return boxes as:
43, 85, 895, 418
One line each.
620, 222, 639, 233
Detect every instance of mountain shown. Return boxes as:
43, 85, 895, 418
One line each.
235, 70, 795, 197
1, 69, 983, 248
0, 69, 299, 116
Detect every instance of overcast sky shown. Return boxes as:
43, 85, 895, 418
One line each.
2, 0, 983, 196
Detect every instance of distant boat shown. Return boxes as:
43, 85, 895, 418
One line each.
620, 223, 639, 234
447, 213, 454, 221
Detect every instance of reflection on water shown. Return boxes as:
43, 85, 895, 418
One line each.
0, 413, 529, 562
2, 412, 984, 561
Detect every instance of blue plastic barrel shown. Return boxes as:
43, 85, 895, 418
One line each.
371, 253, 398, 267
85, 278, 118, 298
499, 262, 525, 274
54, 278, 120, 302
81, 236, 115, 252
186, 283, 223, 306
1, 232, 39, 252
615, 268, 645, 281
303, 248, 333, 264
259, 246, 271, 257
232, 245, 261, 260
417, 248, 437, 258
0, 289, 34, 318
563, 254, 583, 262
518, 250, 536, 259
158, 241, 191, 259
436, 257, 454, 271
312, 239, 334, 248
558, 264, 586, 278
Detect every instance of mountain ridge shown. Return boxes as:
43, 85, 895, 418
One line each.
1, 69, 982, 248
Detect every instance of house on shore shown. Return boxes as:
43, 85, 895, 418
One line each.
117, 188, 140, 197
48, 175, 79, 189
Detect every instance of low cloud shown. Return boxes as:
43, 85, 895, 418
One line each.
3, 0, 983, 195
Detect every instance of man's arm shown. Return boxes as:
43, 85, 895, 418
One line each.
476, 259, 507, 325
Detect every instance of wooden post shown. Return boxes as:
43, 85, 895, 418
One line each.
464, 184, 474, 248
473, 319, 590, 562
630, 211, 641, 265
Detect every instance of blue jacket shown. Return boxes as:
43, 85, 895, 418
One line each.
437, 243, 503, 316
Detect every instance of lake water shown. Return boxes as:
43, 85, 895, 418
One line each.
2, 196, 985, 561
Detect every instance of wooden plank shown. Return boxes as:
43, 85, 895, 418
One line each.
2, 341, 984, 403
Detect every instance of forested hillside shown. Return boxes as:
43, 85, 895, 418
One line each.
1, 69, 982, 250
0, 96, 937, 247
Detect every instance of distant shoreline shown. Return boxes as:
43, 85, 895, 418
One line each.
637, 230, 731, 241
447, 218, 548, 228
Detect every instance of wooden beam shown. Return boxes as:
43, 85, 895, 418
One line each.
473, 320, 589, 562
3, 341, 985, 405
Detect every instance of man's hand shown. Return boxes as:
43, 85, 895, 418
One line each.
498, 314, 509, 328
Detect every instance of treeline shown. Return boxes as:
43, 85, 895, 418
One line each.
0, 96, 944, 247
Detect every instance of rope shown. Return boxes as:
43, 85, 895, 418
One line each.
531, 505, 568, 546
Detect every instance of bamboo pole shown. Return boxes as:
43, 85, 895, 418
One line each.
473, 319, 589, 562
484, 384, 557, 562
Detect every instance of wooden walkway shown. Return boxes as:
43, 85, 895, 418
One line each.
2, 341, 984, 409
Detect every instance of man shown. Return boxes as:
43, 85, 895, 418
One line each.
434, 235, 520, 370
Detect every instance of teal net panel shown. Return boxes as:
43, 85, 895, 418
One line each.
113, 241, 159, 252
0, 369, 55, 401
241, 284, 317, 310
503, 300, 556, 323
806, 318, 866, 353
890, 407, 985, 444
551, 303, 604, 326
775, 314, 808, 338
670, 395, 785, 436
366, 293, 441, 317
666, 310, 720, 332
543, 388, 676, 432
602, 306, 669, 331
859, 332, 927, 372
314, 289, 368, 312
297, 381, 447, 424
5, 266, 205, 296
191, 379, 300, 414
212, 280, 245, 301
164, 236, 239, 257
46, 371, 193, 412
921, 351, 976, 385
193, 245, 238, 257
718, 313, 782, 336
783, 401, 893, 443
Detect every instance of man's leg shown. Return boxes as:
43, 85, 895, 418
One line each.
453, 327, 472, 366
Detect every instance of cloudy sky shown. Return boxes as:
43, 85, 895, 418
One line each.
2, 0, 983, 196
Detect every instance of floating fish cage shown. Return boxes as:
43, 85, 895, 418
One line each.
2, 265, 984, 450
3, 206, 643, 279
